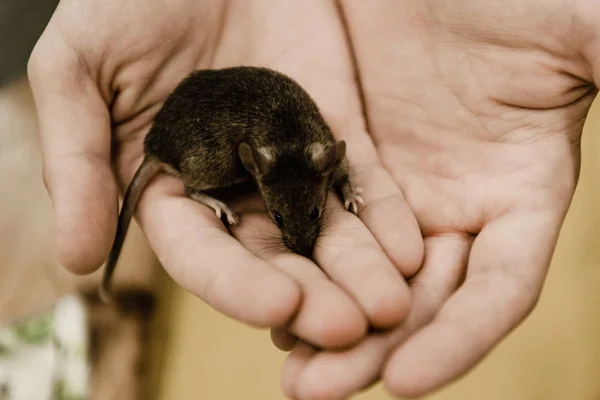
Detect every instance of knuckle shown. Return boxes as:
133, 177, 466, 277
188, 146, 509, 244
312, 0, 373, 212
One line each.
26, 42, 46, 82
27, 31, 85, 87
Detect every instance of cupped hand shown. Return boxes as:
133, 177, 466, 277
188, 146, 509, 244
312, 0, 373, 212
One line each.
27, 0, 422, 349
282, 0, 600, 398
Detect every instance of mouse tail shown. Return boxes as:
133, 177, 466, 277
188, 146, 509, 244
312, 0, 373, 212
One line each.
99, 156, 162, 304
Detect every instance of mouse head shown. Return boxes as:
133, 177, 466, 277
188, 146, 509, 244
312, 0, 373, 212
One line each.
239, 141, 346, 258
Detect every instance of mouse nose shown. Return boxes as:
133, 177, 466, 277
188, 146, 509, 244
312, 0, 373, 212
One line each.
285, 236, 316, 259
295, 243, 314, 258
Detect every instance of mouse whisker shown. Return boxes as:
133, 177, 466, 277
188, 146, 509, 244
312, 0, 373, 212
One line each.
247, 232, 287, 258
254, 243, 288, 258
320, 226, 362, 236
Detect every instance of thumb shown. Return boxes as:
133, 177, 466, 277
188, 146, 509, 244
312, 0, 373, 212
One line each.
28, 31, 118, 274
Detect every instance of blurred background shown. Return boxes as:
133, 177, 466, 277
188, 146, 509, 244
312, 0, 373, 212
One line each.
1, 1, 600, 399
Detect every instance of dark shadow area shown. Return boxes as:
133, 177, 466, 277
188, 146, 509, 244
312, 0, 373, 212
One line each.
0, 0, 58, 87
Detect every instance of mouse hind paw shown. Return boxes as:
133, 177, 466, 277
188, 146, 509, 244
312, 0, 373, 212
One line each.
186, 189, 240, 225
221, 206, 240, 225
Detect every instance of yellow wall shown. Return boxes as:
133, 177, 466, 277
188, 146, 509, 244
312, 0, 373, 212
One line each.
151, 100, 600, 400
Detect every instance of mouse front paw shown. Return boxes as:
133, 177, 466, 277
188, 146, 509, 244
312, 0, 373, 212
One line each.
343, 186, 364, 215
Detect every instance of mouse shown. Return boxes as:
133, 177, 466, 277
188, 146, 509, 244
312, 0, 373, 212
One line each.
99, 66, 363, 303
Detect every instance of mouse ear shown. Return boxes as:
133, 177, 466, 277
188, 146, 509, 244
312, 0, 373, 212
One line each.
239, 143, 273, 177
310, 140, 346, 173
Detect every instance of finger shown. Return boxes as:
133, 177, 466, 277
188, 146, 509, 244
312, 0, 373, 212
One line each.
316, 194, 412, 329
384, 212, 559, 398
288, 334, 390, 400
281, 342, 317, 398
135, 174, 302, 327
27, 35, 118, 275
231, 207, 368, 349
279, 254, 368, 348
271, 328, 298, 351
348, 156, 424, 279
283, 234, 471, 400
305, 71, 424, 279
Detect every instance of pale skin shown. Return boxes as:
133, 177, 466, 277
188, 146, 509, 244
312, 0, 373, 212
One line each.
29, 0, 418, 352
27, 0, 600, 399
279, 1, 600, 399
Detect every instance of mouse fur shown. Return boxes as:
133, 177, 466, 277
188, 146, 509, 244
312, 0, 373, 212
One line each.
100, 66, 363, 303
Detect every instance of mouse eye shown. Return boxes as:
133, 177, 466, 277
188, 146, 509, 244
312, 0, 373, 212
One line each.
310, 207, 320, 221
274, 212, 284, 228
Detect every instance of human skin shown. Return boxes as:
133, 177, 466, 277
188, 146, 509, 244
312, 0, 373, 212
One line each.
27, 0, 421, 351
278, 0, 600, 399
28, 0, 600, 398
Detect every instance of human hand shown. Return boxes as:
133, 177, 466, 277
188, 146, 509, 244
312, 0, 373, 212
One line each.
27, 0, 422, 349
281, 0, 599, 398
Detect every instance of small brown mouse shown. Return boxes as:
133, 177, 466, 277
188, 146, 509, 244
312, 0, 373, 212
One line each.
99, 66, 363, 302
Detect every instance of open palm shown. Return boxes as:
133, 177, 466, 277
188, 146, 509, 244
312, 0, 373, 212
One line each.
282, 0, 599, 398
28, 0, 422, 351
